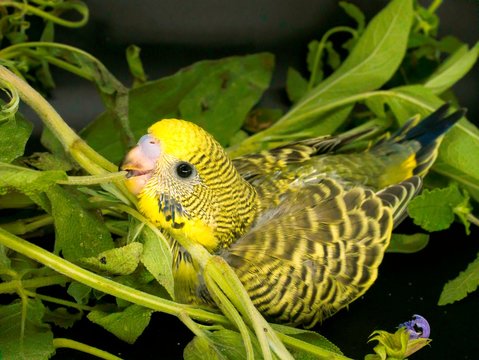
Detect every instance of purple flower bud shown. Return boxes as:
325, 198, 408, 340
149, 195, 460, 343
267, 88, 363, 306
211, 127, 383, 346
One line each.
399, 314, 430, 339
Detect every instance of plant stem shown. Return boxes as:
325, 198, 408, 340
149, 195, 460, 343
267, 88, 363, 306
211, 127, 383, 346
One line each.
53, 338, 122, 360
467, 213, 479, 228
0, 65, 136, 204
0, 227, 228, 326
308, 26, 357, 91
58, 172, 128, 185
275, 332, 353, 360
24, 289, 94, 312
0, 274, 68, 294
0, 2, 89, 28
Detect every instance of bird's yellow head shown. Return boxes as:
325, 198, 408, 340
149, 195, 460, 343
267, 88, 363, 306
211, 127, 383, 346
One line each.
121, 119, 257, 251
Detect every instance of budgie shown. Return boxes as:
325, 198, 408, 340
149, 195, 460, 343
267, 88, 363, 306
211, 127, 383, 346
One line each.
121, 104, 464, 327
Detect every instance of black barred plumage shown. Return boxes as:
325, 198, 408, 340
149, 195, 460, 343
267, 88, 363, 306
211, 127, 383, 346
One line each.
121, 105, 464, 325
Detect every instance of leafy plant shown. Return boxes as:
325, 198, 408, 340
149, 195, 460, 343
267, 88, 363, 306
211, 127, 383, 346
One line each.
0, 0, 477, 359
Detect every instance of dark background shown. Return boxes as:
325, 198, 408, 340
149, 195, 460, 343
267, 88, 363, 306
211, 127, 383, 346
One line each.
28, 0, 478, 359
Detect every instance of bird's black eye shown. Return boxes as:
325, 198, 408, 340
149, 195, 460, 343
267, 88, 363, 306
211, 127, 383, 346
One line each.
176, 162, 194, 179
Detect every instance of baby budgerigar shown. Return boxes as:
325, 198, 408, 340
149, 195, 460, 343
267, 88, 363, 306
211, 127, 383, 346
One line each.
121, 104, 464, 327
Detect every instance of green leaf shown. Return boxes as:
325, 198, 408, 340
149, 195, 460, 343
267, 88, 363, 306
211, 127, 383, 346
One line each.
22, 152, 73, 171
0, 114, 32, 163
306, 40, 325, 86
46, 186, 114, 260
387, 233, 430, 253
80, 242, 143, 276
408, 184, 467, 232
87, 304, 153, 344
232, 0, 414, 155
0, 243, 10, 270
339, 1, 365, 33
272, 324, 343, 358
140, 227, 175, 299
184, 329, 261, 360
438, 252, 479, 305
286, 67, 308, 103
0, 162, 66, 196
126, 45, 148, 86
0, 299, 54, 360
424, 42, 479, 94
366, 85, 479, 202
82, 53, 274, 164
366, 327, 431, 360
43, 307, 82, 329
67, 282, 92, 305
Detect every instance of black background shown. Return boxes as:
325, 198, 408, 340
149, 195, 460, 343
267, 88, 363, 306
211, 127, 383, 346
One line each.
20, 0, 479, 359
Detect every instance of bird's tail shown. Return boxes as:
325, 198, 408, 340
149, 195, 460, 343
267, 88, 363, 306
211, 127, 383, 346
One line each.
375, 104, 465, 179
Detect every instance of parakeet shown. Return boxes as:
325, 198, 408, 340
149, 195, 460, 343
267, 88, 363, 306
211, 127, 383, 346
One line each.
121, 104, 464, 327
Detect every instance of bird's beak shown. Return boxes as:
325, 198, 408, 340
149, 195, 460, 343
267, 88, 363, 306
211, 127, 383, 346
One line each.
120, 145, 156, 196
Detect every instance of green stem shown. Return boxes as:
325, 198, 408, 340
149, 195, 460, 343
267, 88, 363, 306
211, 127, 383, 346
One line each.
308, 26, 357, 91
205, 256, 293, 360
53, 338, 122, 360
0, 65, 110, 172
24, 289, 94, 312
0, 2, 89, 28
0, 227, 228, 326
58, 172, 128, 185
275, 332, 353, 360
467, 213, 479, 228
0, 65, 136, 205
0, 214, 53, 235
204, 271, 255, 360
0, 274, 68, 294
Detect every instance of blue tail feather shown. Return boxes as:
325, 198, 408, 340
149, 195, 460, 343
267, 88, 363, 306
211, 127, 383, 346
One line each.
403, 103, 466, 147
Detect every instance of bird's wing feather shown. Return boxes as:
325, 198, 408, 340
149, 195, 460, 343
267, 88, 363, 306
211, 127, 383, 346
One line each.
216, 178, 396, 326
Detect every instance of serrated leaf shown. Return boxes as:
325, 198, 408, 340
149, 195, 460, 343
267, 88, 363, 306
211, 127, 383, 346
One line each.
80, 242, 143, 276
184, 329, 261, 360
0, 299, 54, 360
87, 304, 153, 344
408, 185, 465, 232
387, 233, 430, 253
425, 42, 479, 94
81, 53, 274, 164
0, 114, 32, 163
271, 324, 343, 357
43, 307, 82, 329
140, 227, 174, 299
286, 67, 308, 103
438, 252, 479, 305
46, 186, 114, 260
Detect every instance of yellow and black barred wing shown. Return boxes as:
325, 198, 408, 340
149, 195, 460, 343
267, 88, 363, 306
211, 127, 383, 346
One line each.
218, 177, 420, 327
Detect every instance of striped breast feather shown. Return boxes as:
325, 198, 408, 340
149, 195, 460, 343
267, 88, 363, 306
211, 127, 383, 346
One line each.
216, 177, 394, 327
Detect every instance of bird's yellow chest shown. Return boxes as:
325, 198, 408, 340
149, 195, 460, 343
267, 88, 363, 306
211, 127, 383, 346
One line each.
138, 192, 219, 251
